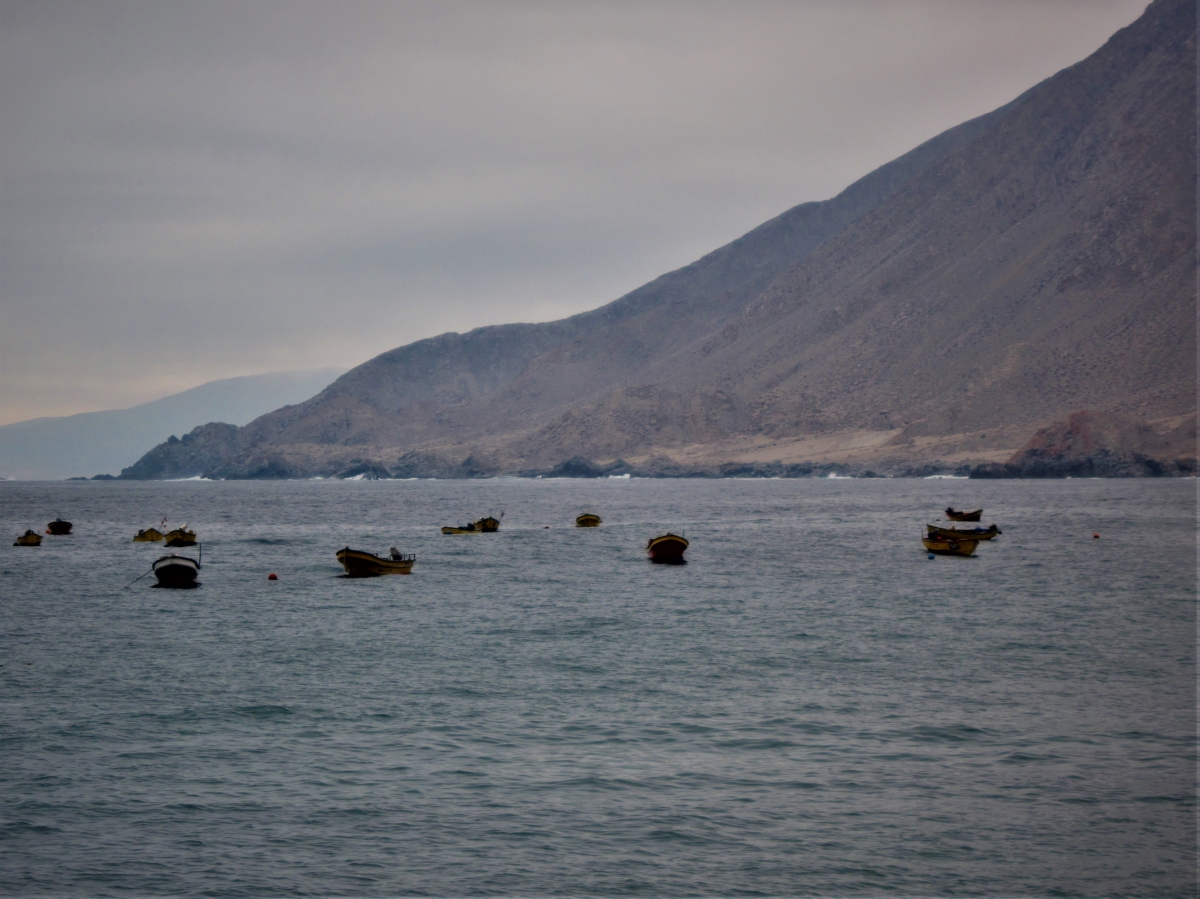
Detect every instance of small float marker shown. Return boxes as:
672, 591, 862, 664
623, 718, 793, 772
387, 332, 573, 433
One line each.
1093, 533, 1100, 539
544, 525, 550, 529
927, 553, 935, 560
268, 572, 278, 580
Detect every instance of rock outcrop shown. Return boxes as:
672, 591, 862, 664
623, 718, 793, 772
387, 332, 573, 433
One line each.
118, 422, 242, 480
970, 410, 1196, 477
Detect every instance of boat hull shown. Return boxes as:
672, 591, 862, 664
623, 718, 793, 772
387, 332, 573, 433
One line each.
647, 533, 688, 564
927, 524, 1000, 541
163, 528, 197, 547
576, 514, 602, 528
441, 526, 480, 535
133, 528, 165, 542
945, 508, 983, 522
14, 532, 42, 546
152, 554, 200, 587
46, 520, 73, 535
475, 517, 500, 532
337, 548, 415, 577
922, 537, 978, 557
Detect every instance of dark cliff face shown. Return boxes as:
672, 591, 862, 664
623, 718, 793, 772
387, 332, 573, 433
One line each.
119, 423, 241, 479
124, 0, 1196, 479
970, 410, 1197, 477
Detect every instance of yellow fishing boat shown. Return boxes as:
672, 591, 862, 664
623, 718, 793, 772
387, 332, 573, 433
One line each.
922, 536, 978, 556
336, 547, 416, 577
14, 530, 42, 546
163, 527, 197, 547
575, 513, 602, 528
133, 528, 165, 543
926, 523, 1001, 541
441, 515, 501, 535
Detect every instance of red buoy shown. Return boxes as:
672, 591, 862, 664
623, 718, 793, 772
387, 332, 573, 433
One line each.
268, 572, 278, 580
1093, 533, 1100, 539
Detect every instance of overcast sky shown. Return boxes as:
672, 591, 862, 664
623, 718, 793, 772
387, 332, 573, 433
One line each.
0, 0, 1146, 424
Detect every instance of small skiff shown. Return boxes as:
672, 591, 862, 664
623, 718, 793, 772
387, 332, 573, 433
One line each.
14, 530, 42, 546
442, 515, 501, 535
46, 518, 73, 535
647, 532, 688, 564
337, 547, 416, 577
575, 513, 602, 528
163, 527, 197, 547
945, 507, 983, 522
927, 523, 1001, 541
922, 536, 978, 557
152, 554, 200, 587
133, 528, 165, 542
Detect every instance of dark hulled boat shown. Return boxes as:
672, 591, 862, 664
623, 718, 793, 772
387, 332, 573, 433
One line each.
46, 519, 73, 535
647, 532, 688, 564
152, 554, 200, 587
337, 547, 416, 577
945, 507, 983, 522
575, 513, 602, 528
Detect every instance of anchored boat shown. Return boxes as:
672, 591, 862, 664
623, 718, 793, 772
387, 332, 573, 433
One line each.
163, 526, 197, 547
922, 536, 978, 557
647, 532, 688, 564
46, 519, 73, 535
133, 528, 165, 542
441, 515, 501, 535
575, 513, 602, 528
927, 523, 1001, 541
337, 547, 416, 577
152, 553, 200, 587
945, 507, 983, 522
14, 530, 42, 546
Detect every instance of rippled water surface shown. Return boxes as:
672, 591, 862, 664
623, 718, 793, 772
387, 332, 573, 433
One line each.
1, 478, 1195, 896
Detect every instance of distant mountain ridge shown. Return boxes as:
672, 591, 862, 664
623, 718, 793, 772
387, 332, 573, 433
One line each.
124, 0, 1196, 480
0, 368, 346, 479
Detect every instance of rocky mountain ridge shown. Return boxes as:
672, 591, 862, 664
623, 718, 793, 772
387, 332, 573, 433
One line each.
123, 0, 1196, 480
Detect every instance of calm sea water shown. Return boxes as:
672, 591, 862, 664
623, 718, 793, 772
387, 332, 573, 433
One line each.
1, 478, 1195, 897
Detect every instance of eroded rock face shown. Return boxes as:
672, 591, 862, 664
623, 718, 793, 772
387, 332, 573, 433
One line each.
118, 423, 241, 479
970, 411, 1197, 477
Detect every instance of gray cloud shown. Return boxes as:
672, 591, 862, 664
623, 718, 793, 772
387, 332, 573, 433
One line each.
0, 0, 1146, 422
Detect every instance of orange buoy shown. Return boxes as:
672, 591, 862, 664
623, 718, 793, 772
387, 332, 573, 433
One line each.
1093, 533, 1100, 539
268, 572, 278, 580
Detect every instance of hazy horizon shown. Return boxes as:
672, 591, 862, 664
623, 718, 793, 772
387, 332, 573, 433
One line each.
1, 0, 1147, 424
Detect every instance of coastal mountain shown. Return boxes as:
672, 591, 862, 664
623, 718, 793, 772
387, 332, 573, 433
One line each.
0, 368, 345, 479
125, 0, 1195, 480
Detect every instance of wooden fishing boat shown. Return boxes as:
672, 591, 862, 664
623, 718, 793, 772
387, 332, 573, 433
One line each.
575, 513, 602, 528
922, 536, 978, 557
927, 523, 1001, 541
152, 553, 200, 587
133, 528, 165, 542
647, 532, 688, 564
945, 507, 983, 522
163, 526, 197, 547
441, 515, 501, 535
14, 529, 42, 546
336, 547, 416, 577
46, 519, 73, 535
